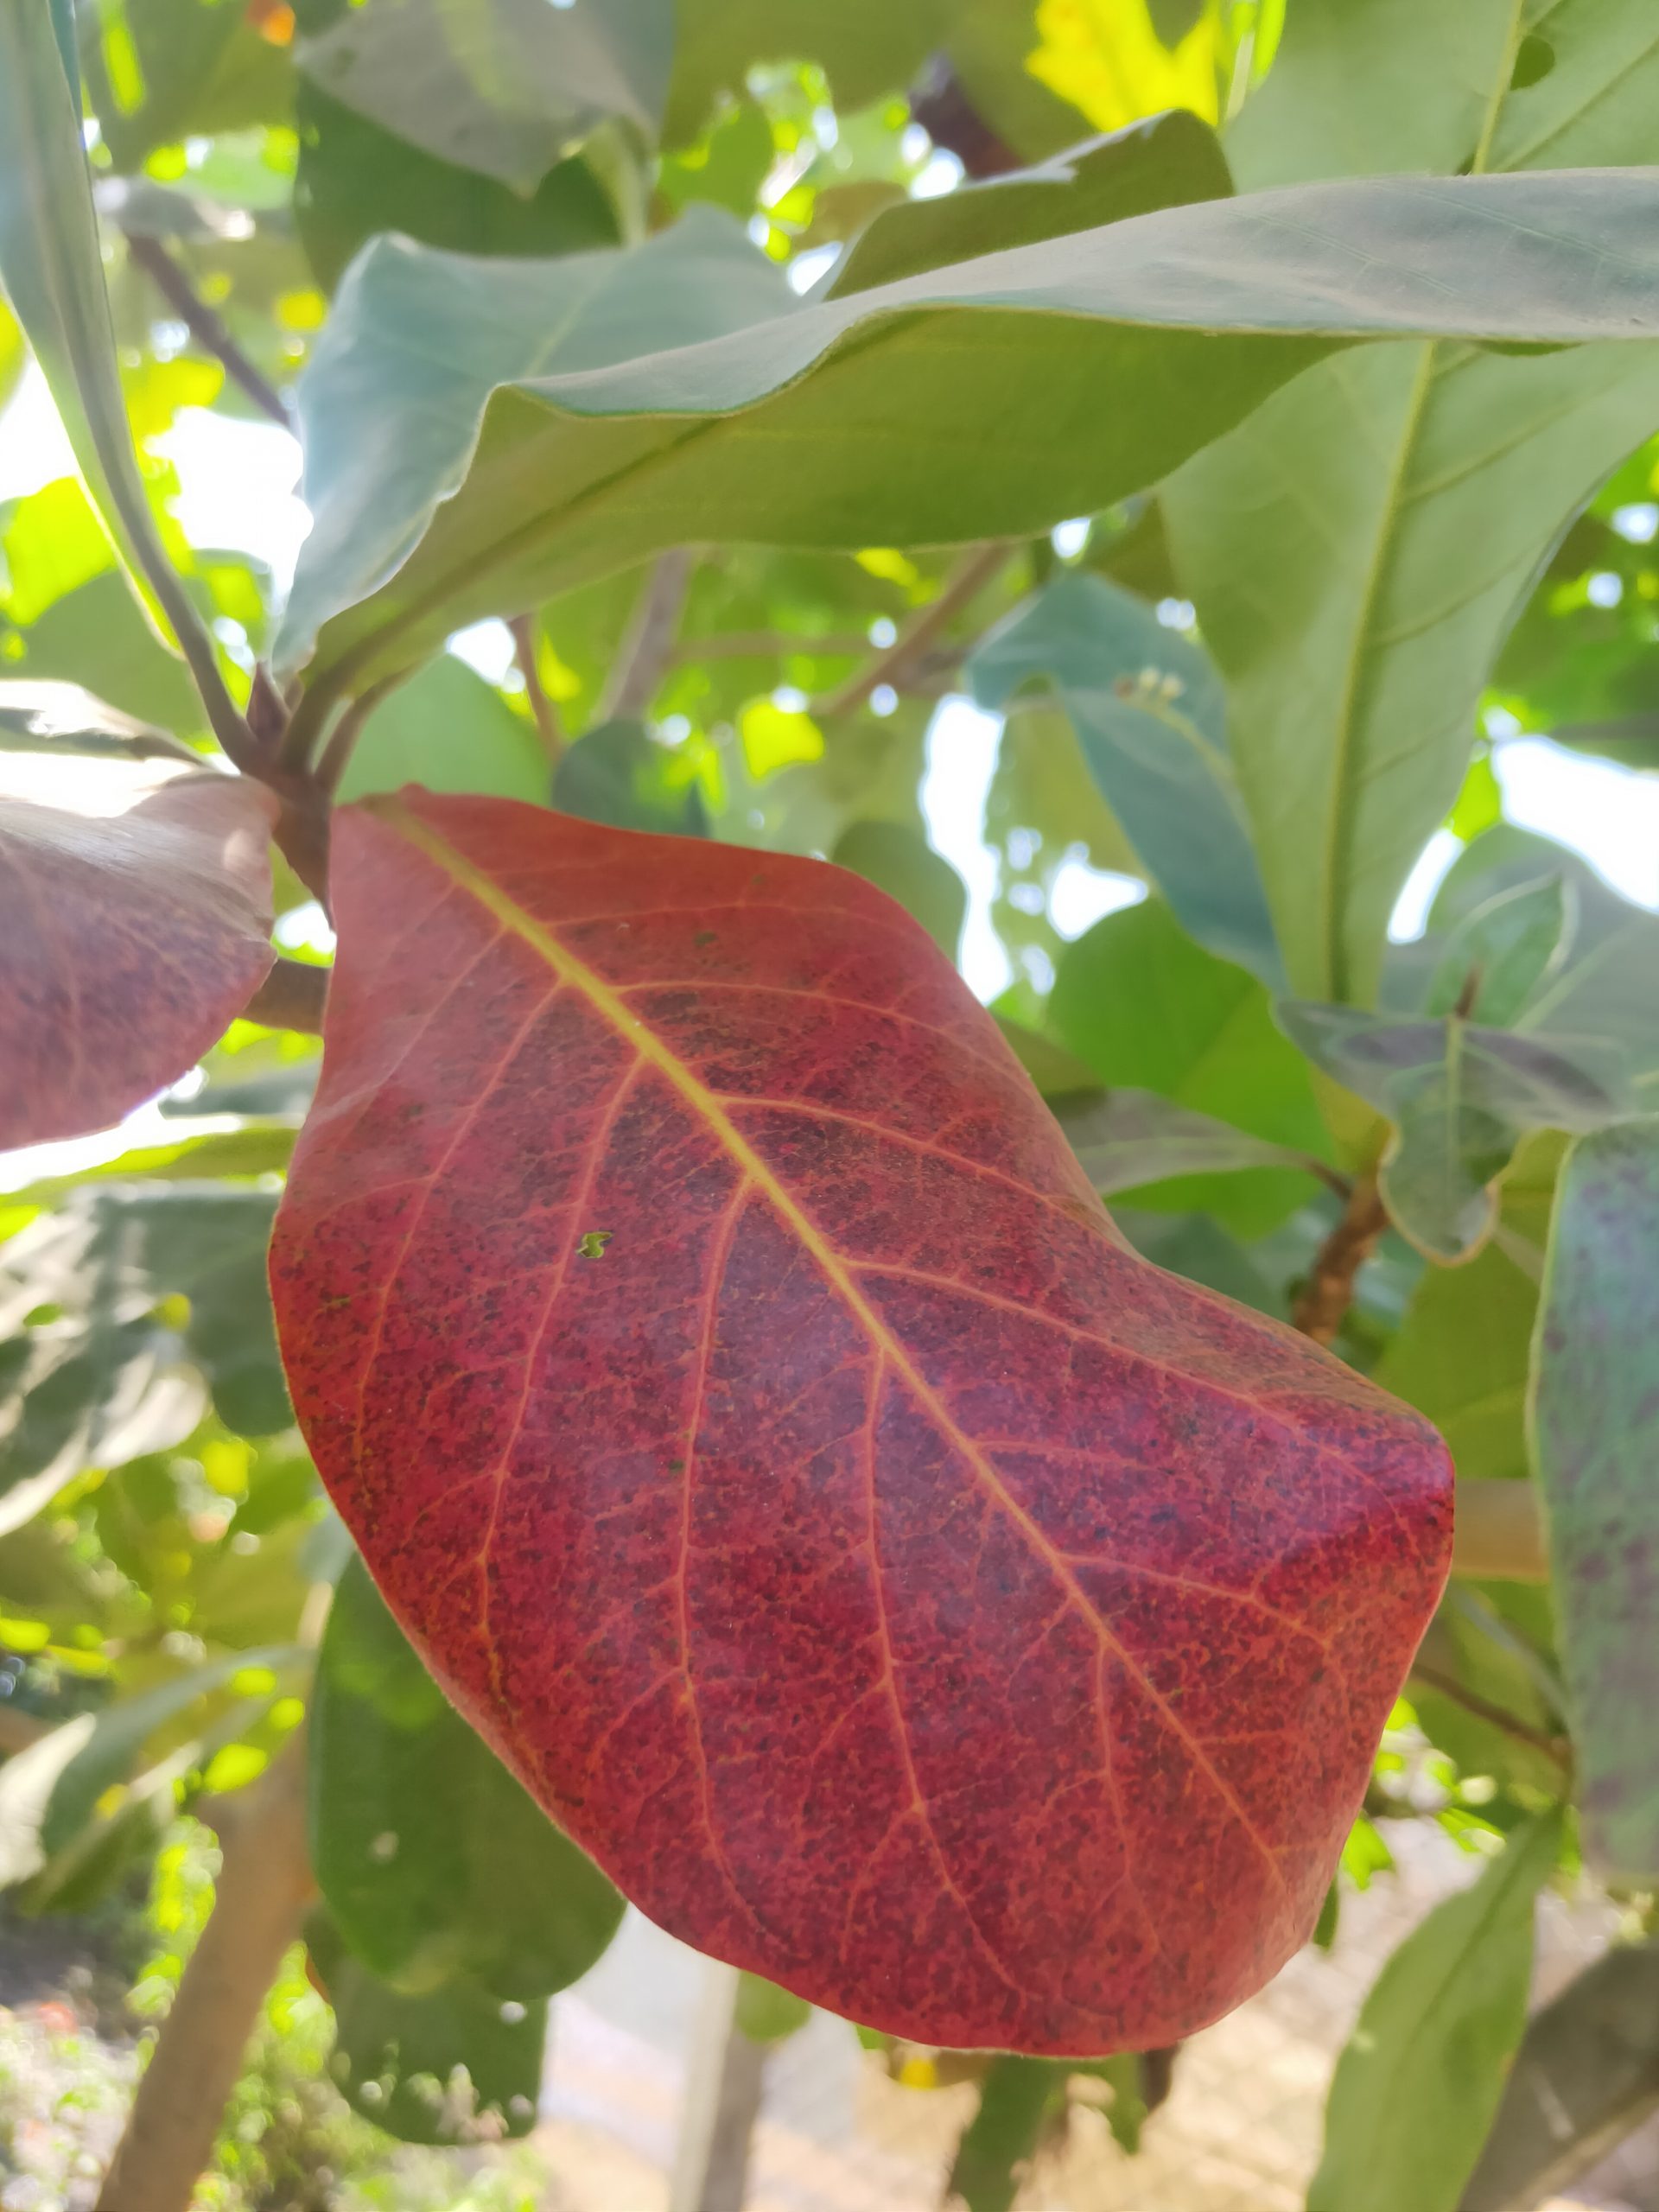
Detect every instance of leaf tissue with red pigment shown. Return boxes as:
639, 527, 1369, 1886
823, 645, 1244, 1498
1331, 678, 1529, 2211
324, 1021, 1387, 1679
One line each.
270, 791, 1451, 2054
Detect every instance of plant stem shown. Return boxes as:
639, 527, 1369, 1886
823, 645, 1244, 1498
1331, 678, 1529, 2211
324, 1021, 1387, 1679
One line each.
601, 549, 696, 721
94, 1734, 313, 2212
1408, 1660, 1569, 1769
510, 614, 566, 763
123, 232, 293, 430
669, 630, 871, 665
812, 542, 1011, 720
1290, 1169, 1389, 1344
243, 958, 328, 1034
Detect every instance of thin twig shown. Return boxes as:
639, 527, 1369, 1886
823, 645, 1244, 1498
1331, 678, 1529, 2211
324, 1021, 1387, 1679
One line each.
1290, 1169, 1390, 1345
242, 958, 327, 1035
1408, 1660, 1571, 1769
668, 630, 871, 666
123, 232, 293, 430
314, 675, 402, 796
601, 549, 696, 721
510, 614, 565, 764
812, 543, 1012, 720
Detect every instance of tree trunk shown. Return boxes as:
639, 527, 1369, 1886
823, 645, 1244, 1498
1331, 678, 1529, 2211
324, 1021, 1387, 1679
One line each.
95, 1734, 313, 2212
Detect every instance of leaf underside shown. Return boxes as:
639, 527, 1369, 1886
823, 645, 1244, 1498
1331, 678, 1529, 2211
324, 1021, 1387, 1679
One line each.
0, 763, 276, 1148
270, 791, 1451, 2052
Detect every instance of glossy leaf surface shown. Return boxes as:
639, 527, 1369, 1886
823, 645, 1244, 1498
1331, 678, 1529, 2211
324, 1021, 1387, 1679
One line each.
278, 169, 1659, 697
313, 1554, 623, 1998
1532, 1120, 1659, 1884
0, 753, 276, 1147
1164, 0, 1659, 1002
271, 791, 1452, 2052
1309, 1815, 1560, 2212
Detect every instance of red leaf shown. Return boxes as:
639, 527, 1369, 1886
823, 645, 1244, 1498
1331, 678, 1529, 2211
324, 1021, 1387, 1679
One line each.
271, 791, 1451, 2053
2, 754, 276, 1147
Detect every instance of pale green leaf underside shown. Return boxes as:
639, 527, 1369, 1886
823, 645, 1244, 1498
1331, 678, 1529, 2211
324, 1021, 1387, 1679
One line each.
278, 168, 1659, 713
1164, 0, 1659, 1007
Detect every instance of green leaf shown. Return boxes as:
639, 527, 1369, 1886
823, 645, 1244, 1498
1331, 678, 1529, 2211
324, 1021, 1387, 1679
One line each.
1280, 1002, 1629, 1261
551, 716, 709, 836
1053, 1087, 1326, 1197
947, 2055, 1067, 2212
1424, 874, 1573, 1028
0, 678, 196, 764
1431, 827, 1659, 1092
1459, 1941, 1659, 2212
830, 111, 1232, 295
0, 1186, 289, 1535
992, 1015, 1102, 1103
663, 0, 936, 147
0, 0, 196, 662
1051, 900, 1332, 1235
1374, 1135, 1561, 1484
84, 0, 292, 173
295, 82, 622, 294
308, 1909, 545, 2147
1308, 1814, 1563, 2212
335, 655, 550, 805
830, 818, 965, 959
969, 572, 1281, 982
312, 1556, 624, 2001
1532, 1119, 1659, 1884
296, 0, 671, 193
12, 571, 204, 737
0, 1648, 300, 1891
734, 1973, 811, 2044
276, 169, 1659, 706
1163, 0, 1659, 1003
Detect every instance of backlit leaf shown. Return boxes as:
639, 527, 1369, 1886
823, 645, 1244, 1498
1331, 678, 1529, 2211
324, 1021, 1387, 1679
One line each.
277, 170, 1659, 706
1053, 1088, 1327, 1198
1532, 1119, 1659, 1884
270, 792, 1451, 2053
296, 0, 671, 193
0, 751, 276, 1147
1163, 0, 1659, 1002
1309, 1815, 1562, 2212
830, 111, 1232, 295
830, 818, 966, 961
969, 573, 1280, 982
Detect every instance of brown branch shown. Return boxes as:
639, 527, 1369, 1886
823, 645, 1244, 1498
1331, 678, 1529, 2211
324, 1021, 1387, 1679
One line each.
0, 1705, 51, 1755
668, 630, 871, 666
908, 56, 1022, 179
1290, 1169, 1389, 1344
242, 958, 327, 1035
1409, 1659, 1569, 1768
601, 550, 696, 721
123, 232, 294, 431
812, 543, 1012, 721
510, 614, 566, 764
95, 1734, 313, 2212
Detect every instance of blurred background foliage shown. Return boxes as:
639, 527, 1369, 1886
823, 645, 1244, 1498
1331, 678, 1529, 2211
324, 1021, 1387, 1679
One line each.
3, 0, 1659, 2206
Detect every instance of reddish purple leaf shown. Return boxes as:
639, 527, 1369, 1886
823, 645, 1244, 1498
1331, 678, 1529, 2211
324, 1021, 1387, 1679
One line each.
271, 791, 1451, 2053
2, 753, 276, 1148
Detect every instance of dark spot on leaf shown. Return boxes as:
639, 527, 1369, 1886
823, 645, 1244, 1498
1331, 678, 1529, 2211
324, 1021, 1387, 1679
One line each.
1510, 34, 1554, 89
695, 931, 717, 948
577, 1231, 613, 1259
